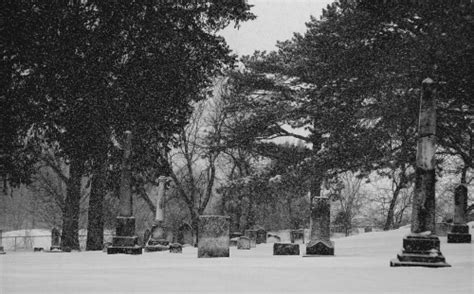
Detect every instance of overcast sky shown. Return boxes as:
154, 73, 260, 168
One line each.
219, 0, 333, 56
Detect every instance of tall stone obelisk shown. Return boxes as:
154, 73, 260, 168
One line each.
107, 131, 142, 254
390, 78, 449, 267
304, 196, 334, 256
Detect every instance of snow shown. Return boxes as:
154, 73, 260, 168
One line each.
1, 226, 473, 294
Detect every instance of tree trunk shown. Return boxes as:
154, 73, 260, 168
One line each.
61, 156, 83, 250
86, 153, 107, 250
384, 186, 402, 231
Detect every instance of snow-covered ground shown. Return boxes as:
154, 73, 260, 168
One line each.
1, 225, 473, 294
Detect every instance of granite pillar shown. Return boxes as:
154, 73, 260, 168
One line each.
108, 131, 142, 255
198, 215, 230, 258
390, 79, 450, 267
304, 197, 334, 256
447, 185, 471, 243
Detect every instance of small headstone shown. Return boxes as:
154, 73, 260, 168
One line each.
169, 243, 183, 253
198, 215, 230, 258
244, 230, 257, 248
62, 246, 72, 252
273, 243, 300, 255
364, 227, 372, 233
237, 236, 251, 250
229, 237, 239, 247
0, 246, 5, 255
256, 228, 267, 244
267, 234, 281, 243
34, 247, 44, 252
305, 240, 334, 256
290, 229, 305, 244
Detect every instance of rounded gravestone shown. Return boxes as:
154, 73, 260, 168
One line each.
198, 215, 230, 258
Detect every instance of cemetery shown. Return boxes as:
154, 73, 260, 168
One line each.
1, 0, 473, 293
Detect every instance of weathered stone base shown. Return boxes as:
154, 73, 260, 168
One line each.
447, 224, 471, 243
304, 240, 334, 256
390, 235, 450, 267
107, 246, 143, 255
107, 235, 142, 255
145, 239, 170, 252
273, 243, 300, 255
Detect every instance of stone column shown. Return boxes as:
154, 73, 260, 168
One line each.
198, 215, 230, 258
447, 185, 471, 243
107, 131, 142, 255
390, 78, 449, 267
304, 196, 334, 256
145, 176, 170, 252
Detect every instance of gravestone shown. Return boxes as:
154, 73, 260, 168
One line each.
244, 229, 257, 248
304, 197, 334, 256
145, 176, 170, 252
177, 223, 194, 246
229, 237, 239, 247
169, 243, 183, 253
34, 247, 44, 252
390, 79, 450, 267
0, 230, 5, 254
198, 215, 230, 258
50, 228, 62, 252
364, 227, 372, 233
237, 236, 251, 250
267, 234, 281, 243
273, 243, 300, 255
290, 229, 305, 244
107, 131, 142, 255
447, 185, 471, 243
256, 228, 267, 244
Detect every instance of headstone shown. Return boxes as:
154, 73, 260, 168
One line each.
198, 215, 230, 258
50, 228, 62, 252
169, 243, 183, 253
0, 230, 5, 254
237, 236, 251, 250
256, 228, 267, 244
108, 131, 142, 255
34, 247, 44, 252
273, 243, 300, 255
244, 229, 257, 248
390, 79, 450, 267
177, 223, 193, 245
229, 237, 239, 247
447, 185, 471, 243
304, 197, 334, 256
364, 227, 373, 233
290, 229, 305, 244
267, 234, 281, 243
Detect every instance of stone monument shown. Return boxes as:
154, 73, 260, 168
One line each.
256, 228, 267, 244
244, 229, 257, 248
447, 185, 471, 243
107, 131, 142, 255
304, 196, 334, 256
237, 236, 251, 250
50, 227, 62, 251
0, 230, 5, 254
198, 215, 230, 258
273, 243, 300, 255
390, 79, 450, 267
145, 176, 170, 252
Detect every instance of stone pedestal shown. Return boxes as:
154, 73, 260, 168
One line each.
390, 235, 450, 267
144, 222, 170, 252
108, 216, 142, 255
237, 236, 251, 250
244, 230, 257, 248
305, 197, 334, 256
273, 243, 300, 255
198, 215, 230, 258
447, 185, 471, 243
